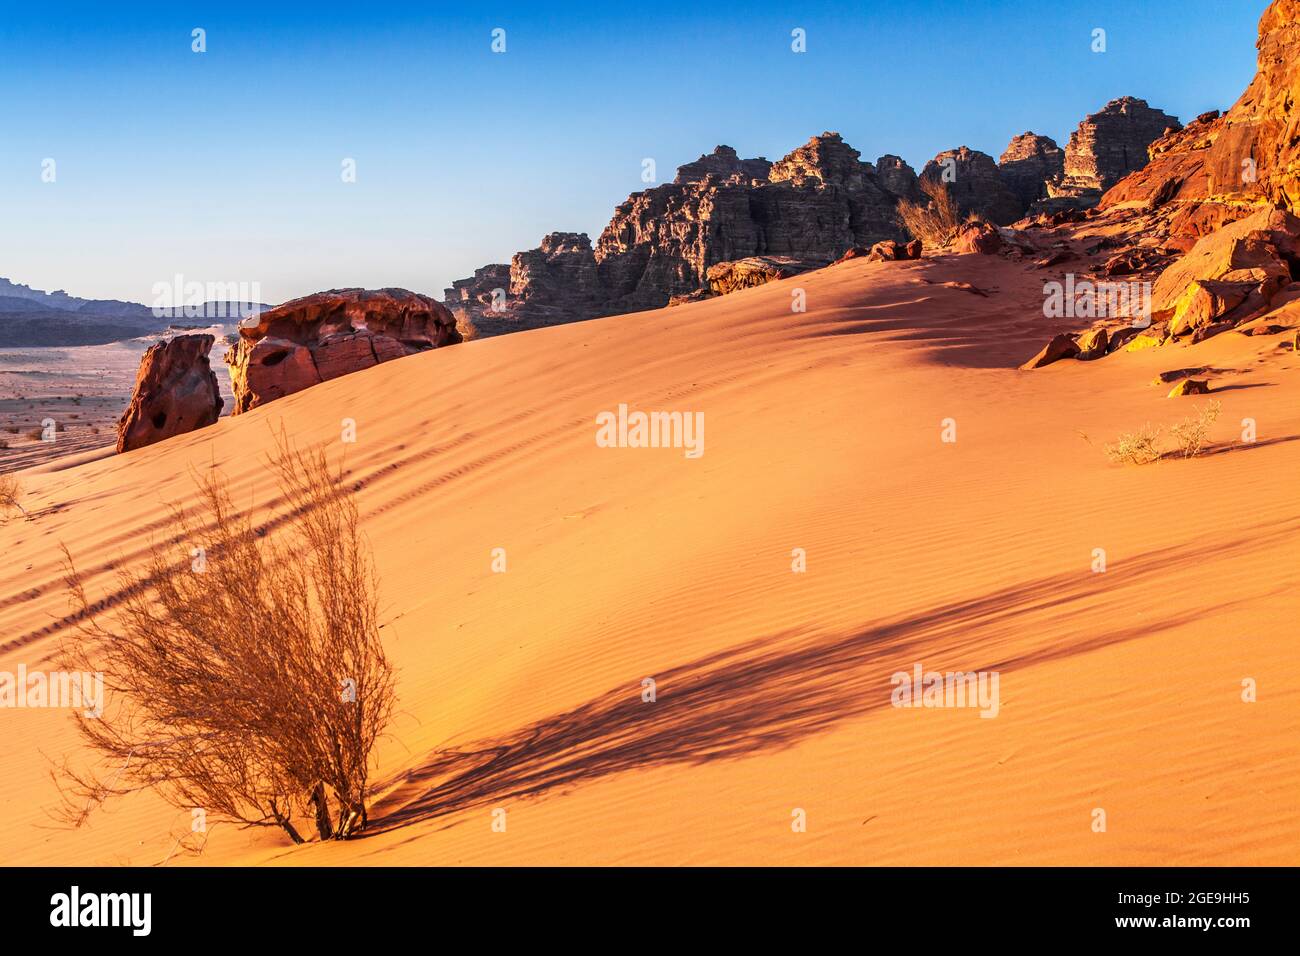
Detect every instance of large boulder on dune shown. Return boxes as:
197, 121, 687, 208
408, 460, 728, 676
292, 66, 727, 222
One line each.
1020, 332, 1080, 370
954, 219, 1003, 255
225, 288, 461, 414
1150, 208, 1300, 321
117, 334, 223, 452
705, 256, 816, 295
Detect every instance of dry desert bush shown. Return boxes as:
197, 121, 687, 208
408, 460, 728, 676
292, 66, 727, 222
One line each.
1104, 423, 1164, 466
1102, 400, 1223, 465
56, 433, 395, 846
1169, 400, 1222, 458
0, 472, 26, 519
897, 178, 962, 246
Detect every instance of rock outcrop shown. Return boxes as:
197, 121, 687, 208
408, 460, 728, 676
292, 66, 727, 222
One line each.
875, 154, 922, 202
921, 147, 1023, 225
998, 133, 1065, 210
443, 264, 509, 333
706, 256, 812, 295
1151, 207, 1300, 323
1098, 0, 1300, 256
225, 288, 461, 413
674, 145, 771, 184
504, 233, 604, 329
1047, 97, 1182, 207
446, 132, 907, 334
1200, 0, 1300, 211
117, 334, 222, 452
954, 219, 1003, 255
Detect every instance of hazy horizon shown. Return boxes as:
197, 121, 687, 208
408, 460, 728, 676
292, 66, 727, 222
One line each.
0, 0, 1266, 304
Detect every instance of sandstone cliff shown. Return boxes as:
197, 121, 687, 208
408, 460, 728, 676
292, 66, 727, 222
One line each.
921, 146, 1023, 225
1047, 97, 1182, 207
999, 133, 1065, 210
445, 132, 906, 333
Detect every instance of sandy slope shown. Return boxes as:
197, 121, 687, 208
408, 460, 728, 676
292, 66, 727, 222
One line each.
1, 252, 1297, 866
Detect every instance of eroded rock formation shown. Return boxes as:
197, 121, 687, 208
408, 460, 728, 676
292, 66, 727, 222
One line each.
921, 147, 1023, 225
225, 288, 460, 413
706, 256, 812, 295
117, 334, 222, 452
875, 154, 922, 202
999, 133, 1065, 210
674, 145, 771, 184
446, 132, 907, 334
1047, 97, 1182, 207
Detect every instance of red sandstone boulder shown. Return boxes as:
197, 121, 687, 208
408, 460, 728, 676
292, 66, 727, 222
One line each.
225, 288, 461, 413
1167, 378, 1211, 397
954, 220, 1003, 255
1020, 333, 1080, 369
1151, 208, 1300, 320
1167, 280, 1256, 337
117, 334, 223, 452
864, 239, 922, 262
705, 256, 814, 294
1075, 327, 1110, 360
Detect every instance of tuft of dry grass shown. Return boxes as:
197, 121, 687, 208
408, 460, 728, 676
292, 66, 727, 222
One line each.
0, 472, 26, 519
56, 432, 395, 846
1169, 400, 1222, 459
1102, 400, 1223, 465
897, 178, 962, 246
1104, 424, 1164, 466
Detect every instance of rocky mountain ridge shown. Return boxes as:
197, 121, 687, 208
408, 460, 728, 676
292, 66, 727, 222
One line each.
445, 98, 1186, 336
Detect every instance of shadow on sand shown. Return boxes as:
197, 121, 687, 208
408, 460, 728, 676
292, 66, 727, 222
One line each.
366, 516, 1299, 838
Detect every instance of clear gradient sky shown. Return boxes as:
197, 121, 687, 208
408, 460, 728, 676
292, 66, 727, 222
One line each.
0, 0, 1267, 305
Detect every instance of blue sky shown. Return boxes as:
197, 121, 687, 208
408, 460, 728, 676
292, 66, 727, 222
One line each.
0, 0, 1267, 305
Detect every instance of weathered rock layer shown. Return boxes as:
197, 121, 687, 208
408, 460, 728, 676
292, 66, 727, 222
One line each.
225, 289, 461, 413
445, 132, 907, 334
117, 334, 222, 452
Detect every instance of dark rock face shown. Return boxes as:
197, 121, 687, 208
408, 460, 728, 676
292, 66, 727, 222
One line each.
1047, 97, 1182, 206
875, 154, 922, 202
504, 232, 605, 328
920, 146, 1023, 225
998, 133, 1065, 210
443, 263, 510, 332
225, 288, 460, 413
674, 145, 771, 184
597, 132, 904, 313
445, 132, 907, 333
117, 334, 222, 452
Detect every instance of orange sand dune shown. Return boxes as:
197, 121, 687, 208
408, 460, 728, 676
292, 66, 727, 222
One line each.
2, 252, 1297, 866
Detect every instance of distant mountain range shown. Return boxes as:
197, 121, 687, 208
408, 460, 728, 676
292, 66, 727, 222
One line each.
0, 278, 271, 347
